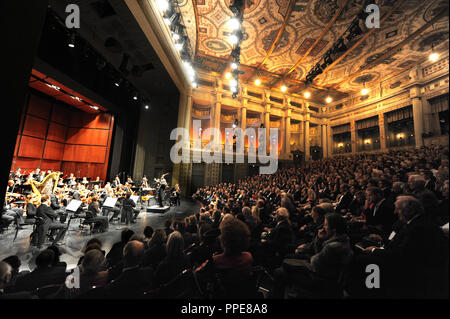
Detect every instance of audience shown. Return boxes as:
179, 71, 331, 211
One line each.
1, 145, 448, 298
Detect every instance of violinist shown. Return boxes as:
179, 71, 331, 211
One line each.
86, 197, 109, 233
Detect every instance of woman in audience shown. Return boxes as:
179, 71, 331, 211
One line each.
142, 229, 167, 269
153, 231, 190, 287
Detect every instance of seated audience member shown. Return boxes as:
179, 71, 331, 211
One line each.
2, 256, 21, 291
362, 196, 448, 298
261, 207, 294, 262
106, 228, 134, 268
77, 238, 105, 266
362, 187, 396, 237
106, 241, 153, 298
153, 231, 190, 288
0, 262, 36, 299
188, 223, 221, 266
142, 229, 167, 269
46, 245, 67, 271
272, 213, 353, 298
173, 219, 195, 249
143, 226, 154, 249
11, 249, 66, 292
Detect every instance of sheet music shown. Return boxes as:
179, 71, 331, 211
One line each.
103, 197, 118, 208
130, 195, 139, 204
66, 199, 82, 212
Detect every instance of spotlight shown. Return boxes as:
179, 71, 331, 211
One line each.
231, 85, 238, 93
361, 88, 369, 95
303, 91, 311, 99
172, 32, 180, 41
255, 79, 261, 86
325, 96, 332, 103
280, 85, 287, 92
114, 78, 123, 87
156, 0, 169, 13
90, 105, 99, 110
228, 18, 240, 30
145, 104, 149, 110
133, 95, 138, 100
429, 52, 439, 62
230, 78, 238, 87
68, 33, 75, 48
231, 62, 238, 70
225, 72, 232, 79
174, 42, 183, 51
230, 34, 239, 45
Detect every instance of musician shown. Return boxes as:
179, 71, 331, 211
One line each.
122, 192, 137, 225
86, 197, 109, 233
50, 190, 68, 223
6, 179, 15, 193
174, 184, 181, 206
38, 171, 46, 183
34, 195, 68, 249
33, 168, 41, 181
2, 202, 24, 228
157, 184, 166, 208
112, 176, 121, 188
126, 176, 133, 184
81, 177, 89, 185
141, 176, 149, 188
69, 174, 77, 187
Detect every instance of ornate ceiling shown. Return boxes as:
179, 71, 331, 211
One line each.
177, 0, 449, 100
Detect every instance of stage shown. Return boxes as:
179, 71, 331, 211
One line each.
0, 198, 201, 273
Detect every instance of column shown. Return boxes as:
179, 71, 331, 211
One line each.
285, 108, 291, 157
184, 92, 193, 148
265, 104, 271, 153
350, 120, 356, 153
379, 112, 387, 151
321, 123, 327, 158
280, 115, 285, 156
410, 86, 424, 148
304, 114, 310, 160
422, 98, 440, 136
241, 101, 247, 132
327, 124, 333, 157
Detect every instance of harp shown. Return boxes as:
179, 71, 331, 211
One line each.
30, 172, 62, 204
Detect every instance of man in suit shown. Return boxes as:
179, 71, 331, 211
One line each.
86, 197, 109, 233
10, 250, 66, 293
335, 184, 354, 213
105, 240, 153, 298
364, 186, 396, 237
262, 207, 294, 260
363, 196, 448, 298
122, 192, 137, 225
35, 195, 68, 249
50, 191, 68, 223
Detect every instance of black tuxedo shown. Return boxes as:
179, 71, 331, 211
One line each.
34, 204, 67, 248
365, 199, 396, 235
265, 220, 294, 257
11, 266, 66, 292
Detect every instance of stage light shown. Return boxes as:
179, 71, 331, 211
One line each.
228, 18, 240, 30
114, 78, 122, 87
156, 0, 169, 13
225, 72, 232, 79
231, 62, 238, 70
325, 96, 333, 103
192, 81, 198, 88
361, 88, 369, 95
230, 78, 238, 87
172, 32, 180, 41
364, 139, 371, 144
303, 91, 311, 99
255, 79, 261, 86
280, 85, 287, 92
174, 42, 183, 51
133, 95, 138, 100
90, 105, 99, 110
231, 86, 238, 93
145, 104, 149, 110
68, 33, 75, 48
429, 52, 439, 62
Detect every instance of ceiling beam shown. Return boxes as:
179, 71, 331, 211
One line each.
193, 0, 200, 56
332, 9, 449, 89
244, 0, 296, 82
313, 0, 408, 81
269, 0, 351, 89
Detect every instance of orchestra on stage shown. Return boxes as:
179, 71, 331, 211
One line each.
1, 168, 181, 243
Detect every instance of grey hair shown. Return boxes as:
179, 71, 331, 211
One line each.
395, 195, 424, 220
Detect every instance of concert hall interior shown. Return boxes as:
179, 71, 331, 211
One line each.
0, 0, 449, 301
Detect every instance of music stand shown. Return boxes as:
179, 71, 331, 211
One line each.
102, 197, 118, 220
66, 200, 83, 229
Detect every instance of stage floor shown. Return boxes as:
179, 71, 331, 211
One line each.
0, 198, 201, 272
